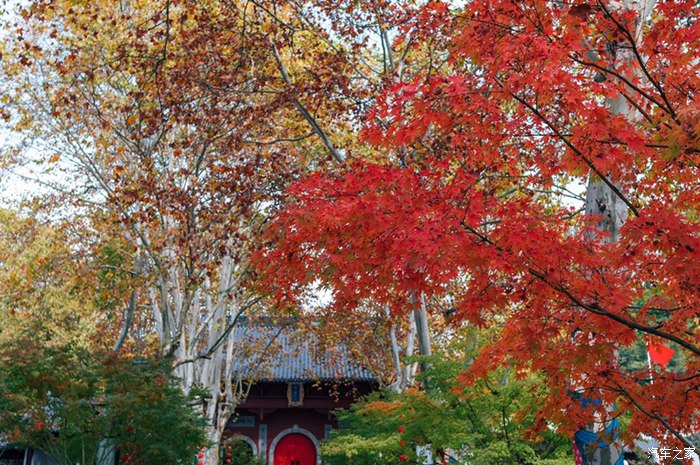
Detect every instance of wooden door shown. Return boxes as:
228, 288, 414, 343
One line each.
273, 433, 316, 465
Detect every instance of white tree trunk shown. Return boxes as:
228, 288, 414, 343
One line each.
139, 240, 254, 465
414, 294, 432, 383
388, 307, 420, 393
581, 1, 655, 463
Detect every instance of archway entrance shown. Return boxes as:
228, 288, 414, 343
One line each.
273, 433, 317, 465
222, 438, 256, 464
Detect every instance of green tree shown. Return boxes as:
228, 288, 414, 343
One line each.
0, 208, 204, 465
0, 332, 205, 465
221, 439, 264, 465
322, 328, 571, 465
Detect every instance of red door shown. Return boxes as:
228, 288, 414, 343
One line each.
273, 433, 317, 465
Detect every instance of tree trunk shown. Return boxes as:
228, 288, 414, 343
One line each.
144, 250, 251, 465
413, 294, 432, 390
580, 1, 655, 463
204, 428, 223, 465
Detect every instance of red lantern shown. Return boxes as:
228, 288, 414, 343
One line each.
400, 440, 407, 447
397, 425, 406, 434
225, 460, 231, 464
399, 453, 408, 462
121, 454, 130, 463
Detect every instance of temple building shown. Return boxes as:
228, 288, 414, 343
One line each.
224, 323, 375, 465
1, 323, 375, 465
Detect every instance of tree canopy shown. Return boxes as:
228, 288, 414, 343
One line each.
0, 209, 205, 465
1, 0, 698, 460
322, 327, 573, 465
0, 335, 206, 465
256, 0, 700, 448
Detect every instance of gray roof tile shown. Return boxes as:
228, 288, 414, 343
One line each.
230, 324, 375, 382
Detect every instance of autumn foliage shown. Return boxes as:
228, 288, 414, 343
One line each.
257, 0, 700, 445
1, 0, 699, 456
0, 334, 205, 465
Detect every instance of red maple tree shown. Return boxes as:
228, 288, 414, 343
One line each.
257, 0, 699, 446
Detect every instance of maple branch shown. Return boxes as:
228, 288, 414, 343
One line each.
456, 220, 700, 357
527, 267, 700, 357
569, 55, 669, 118
507, 88, 640, 217
618, 89, 655, 125
626, 305, 687, 313
527, 186, 586, 203
270, 41, 346, 164
672, 372, 700, 383
596, 0, 677, 121
613, 384, 694, 448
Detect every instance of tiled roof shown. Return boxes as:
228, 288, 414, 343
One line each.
230, 323, 375, 382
